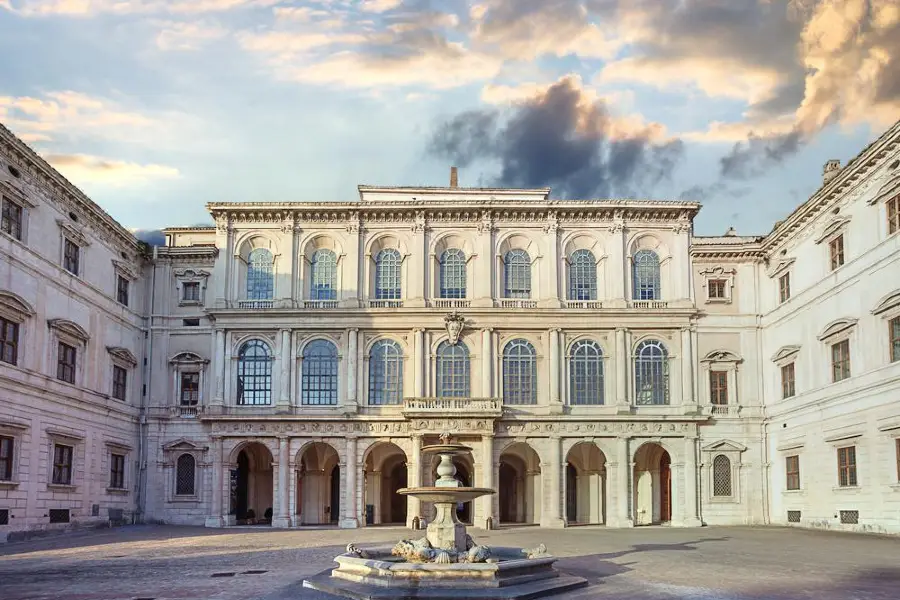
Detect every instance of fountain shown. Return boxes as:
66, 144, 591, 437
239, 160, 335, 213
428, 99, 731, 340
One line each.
302, 434, 588, 599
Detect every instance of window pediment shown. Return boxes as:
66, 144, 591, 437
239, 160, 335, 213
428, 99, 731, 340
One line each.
0, 179, 36, 207
867, 171, 900, 205
701, 349, 742, 364
162, 438, 208, 453
112, 259, 138, 281
776, 440, 805, 452
0, 291, 35, 320
871, 290, 900, 316
46, 427, 84, 442
173, 268, 210, 280
169, 351, 209, 366
766, 257, 795, 278
771, 345, 801, 363
56, 219, 90, 246
814, 216, 851, 244
702, 439, 746, 453
817, 317, 858, 342
107, 346, 138, 366
47, 318, 90, 342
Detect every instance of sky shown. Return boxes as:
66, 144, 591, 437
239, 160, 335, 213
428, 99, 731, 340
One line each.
0, 0, 898, 240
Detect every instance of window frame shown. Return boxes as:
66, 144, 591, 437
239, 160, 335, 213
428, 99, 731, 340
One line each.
0, 195, 24, 241
112, 365, 128, 401
367, 338, 404, 406
837, 445, 857, 487
236, 339, 273, 406
778, 272, 791, 304
169, 352, 208, 408
180, 372, 201, 406
63, 238, 80, 276
174, 453, 197, 497
785, 455, 800, 491
109, 452, 126, 490
502, 338, 538, 405
711, 454, 733, 497
709, 370, 728, 405
51, 442, 74, 486
828, 233, 845, 271
890, 316, 900, 363
300, 338, 340, 406
567, 249, 597, 301
634, 339, 669, 406
831, 339, 851, 383
116, 275, 130, 307
174, 268, 210, 307
888, 194, 899, 236
310, 248, 339, 301
435, 340, 471, 398
0, 315, 19, 366
56, 341, 77, 384
502, 249, 532, 299
0, 435, 14, 481
438, 248, 467, 300
781, 362, 796, 398
246, 248, 275, 301
632, 249, 661, 301
567, 339, 604, 405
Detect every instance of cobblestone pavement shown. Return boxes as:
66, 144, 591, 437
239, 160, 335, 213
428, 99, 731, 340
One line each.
1, 524, 899, 599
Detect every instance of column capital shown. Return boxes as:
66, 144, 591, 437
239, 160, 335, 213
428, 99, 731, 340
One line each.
348, 327, 359, 333
412, 327, 425, 334
280, 327, 291, 334
549, 327, 562, 333
481, 327, 494, 333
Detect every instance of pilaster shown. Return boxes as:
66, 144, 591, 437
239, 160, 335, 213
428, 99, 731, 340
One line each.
340, 436, 360, 528
205, 436, 225, 528
540, 436, 566, 528
272, 436, 292, 527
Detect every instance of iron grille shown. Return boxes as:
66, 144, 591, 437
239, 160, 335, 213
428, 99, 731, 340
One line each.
49, 509, 70, 523
0, 508, 8, 525
787, 510, 801, 523
712, 455, 732, 496
176, 454, 196, 495
840, 510, 859, 524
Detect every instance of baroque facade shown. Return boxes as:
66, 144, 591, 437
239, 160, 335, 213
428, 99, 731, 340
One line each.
1, 120, 899, 541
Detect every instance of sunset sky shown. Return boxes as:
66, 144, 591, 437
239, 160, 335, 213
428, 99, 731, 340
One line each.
0, 0, 897, 237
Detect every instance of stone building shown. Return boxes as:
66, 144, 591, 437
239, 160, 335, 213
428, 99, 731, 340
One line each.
0, 120, 898, 541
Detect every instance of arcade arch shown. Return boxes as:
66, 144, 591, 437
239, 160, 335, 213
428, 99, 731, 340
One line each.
633, 442, 672, 525
364, 442, 408, 525
498, 442, 542, 525
296, 442, 340, 525
230, 442, 274, 525
565, 442, 606, 525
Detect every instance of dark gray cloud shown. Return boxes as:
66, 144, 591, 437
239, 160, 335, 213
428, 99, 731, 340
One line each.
428, 77, 684, 198
720, 128, 803, 179
133, 229, 165, 246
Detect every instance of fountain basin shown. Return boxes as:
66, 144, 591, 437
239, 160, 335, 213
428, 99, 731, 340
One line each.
397, 487, 494, 504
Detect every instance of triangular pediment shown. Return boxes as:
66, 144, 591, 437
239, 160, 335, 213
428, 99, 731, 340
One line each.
107, 346, 138, 366
169, 351, 209, 365
48, 318, 90, 342
702, 439, 747, 453
162, 438, 207, 452
771, 345, 801, 363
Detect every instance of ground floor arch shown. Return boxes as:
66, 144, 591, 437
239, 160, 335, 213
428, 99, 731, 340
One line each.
565, 442, 606, 525
633, 442, 672, 525
498, 442, 542, 525
364, 441, 408, 525
296, 442, 340, 525
230, 442, 274, 525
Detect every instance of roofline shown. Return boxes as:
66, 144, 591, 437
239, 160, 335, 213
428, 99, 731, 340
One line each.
206, 198, 702, 211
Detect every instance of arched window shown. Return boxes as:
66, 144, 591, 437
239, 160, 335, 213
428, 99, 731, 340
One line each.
503, 249, 531, 298
713, 455, 732, 497
439, 248, 467, 299
237, 340, 272, 405
246, 248, 274, 300
502, 339, 536, 405
310, 249, 337, 300
368, 339, 403, 405
634, 340, 668, 405
175, 453, 195, 496
436, 341, 470, 397
632, 249, 660, 300
375, 248, 402, 300
568, 249, 597, 301
568, 340, 604, 405
301, 340, 338, 405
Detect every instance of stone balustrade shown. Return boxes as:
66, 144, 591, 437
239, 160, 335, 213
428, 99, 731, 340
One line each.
402, 397, 503, 418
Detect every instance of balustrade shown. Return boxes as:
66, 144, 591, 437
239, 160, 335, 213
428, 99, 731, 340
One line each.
402, 397, 503, 417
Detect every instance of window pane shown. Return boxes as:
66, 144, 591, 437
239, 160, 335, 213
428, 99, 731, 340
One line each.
52, 444, 73, 485
368, 340, 403, 405
831, 340, 850, 382
302, 340, 339, 405
183, 282, 200, 301
503, 250, 531, 298
890, 317, 900, 363
246, 248, 274, 300
237, 340, 272, 405
110, 454, 125, 489
176, 454, 195, 495
375, 249, 402, 300
310, 249, 337, 300
502, 339, 536, 405
1, 198, 23, 240
709, 371, 728, 405
568, 340, 603, 405
439, 249, 467, 299
112, 365, 127, 401
568, 250, 597, 301
781, 363, 795, 398
63, 239, 79, 275
634, 340, 669, 405
180, 373, 200, 405
117, 276, 129, 306
0, 317, 18, 366
57, 342, 76, 384
436, 341, 470, 397
0, 436, 13, 480
632, 250, 660, 300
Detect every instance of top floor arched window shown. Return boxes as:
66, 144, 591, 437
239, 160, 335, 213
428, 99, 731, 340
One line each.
634, 339, 668, 405
237, 340, 272, 405
632, 250, 660, 300
310, 249, 337, 300
246, 248, 274, 300
375, 248, 402, 300
439, 248, 467, 299
503, 249, 531, 298
568, 249, 597, 301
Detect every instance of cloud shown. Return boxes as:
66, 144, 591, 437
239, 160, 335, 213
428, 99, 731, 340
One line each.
155, 21, 227, 51
359, 0, 403, 13
45, 153, 180, 185
131, 228, 166, 246
428, 76, 683, 198
1, 0, 279, 16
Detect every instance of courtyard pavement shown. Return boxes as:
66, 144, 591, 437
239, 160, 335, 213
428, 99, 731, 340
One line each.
0, 524, 899, 599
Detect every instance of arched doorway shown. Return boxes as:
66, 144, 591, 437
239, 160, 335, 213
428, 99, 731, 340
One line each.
363, 442, 408, 526
633, 442, 672, 525
498, 442, 542, 525
230, 442, 274, 525
296, 442, 340, 525
565, 442, 606, 525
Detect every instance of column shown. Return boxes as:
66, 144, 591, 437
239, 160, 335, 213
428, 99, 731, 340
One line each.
616, 328, 629, 410
681, 327, 696, 411
213, 329, 226, 405
273, 436, 292, 527
683, 436, 701, 526
341, 436, 359, 528
541, 436, 566, 528
413, 328, 425, 397
480, 435, 495, 529
278, 329, 291, 411
616, 436, 633, 527
205, 436, 225, 527
481, 328, 492, 397
407, 434, 422, 528
346, 328, 359, 410
549, 328, 562, 413
372, 471, 383, 525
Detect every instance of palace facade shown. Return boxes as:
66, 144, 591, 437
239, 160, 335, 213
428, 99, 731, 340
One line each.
1, 121, 899, 541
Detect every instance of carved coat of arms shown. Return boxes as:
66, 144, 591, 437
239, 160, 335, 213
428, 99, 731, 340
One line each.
444, 311, 465, 345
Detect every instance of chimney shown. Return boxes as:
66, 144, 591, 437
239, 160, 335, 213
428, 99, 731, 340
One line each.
724, 226, 737, 237
823, 159, 841, 185
449, 166, 458, 188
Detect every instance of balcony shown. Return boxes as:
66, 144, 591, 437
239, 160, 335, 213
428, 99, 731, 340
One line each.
176, 405, 202, 418
629, 300, 668, 309
238, 300, 273, 309
402, 397, 503, 418
498, 299, 538, 309
304, 300, 339, 309
369, 300, 404, 308
564, 300, 603, 309
706, 404, 740, 417
432, 299, 471, 309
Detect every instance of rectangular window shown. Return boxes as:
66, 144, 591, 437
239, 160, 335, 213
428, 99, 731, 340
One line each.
890, 316, 900, 363
831, 339, 851, 382
48, 509, 70, 523
778, 273, 790, 303
112, 365, 127, 401
707, 279, 727, 300
63, 239, 80, 276
0, 435, 13, 481
781, 362, 796, 398
52, 443, 73, 485
116, 275, 129, 306
180, 372, 200, 406
57, 342, 76, 384
1, 197, 23, 240
0, 316, 19, 366
785, 455, 800, 490
709, 371, 728, 405
888, 195, 899, 235
829, 234, 845, 270
837, 446, 857, 487
182, 281, 200, 302
109, 453, 125, 489
182, 318, 200, 327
